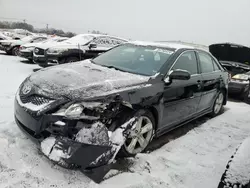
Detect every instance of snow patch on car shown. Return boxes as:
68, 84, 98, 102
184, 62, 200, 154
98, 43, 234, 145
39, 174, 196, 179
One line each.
130, 41, 194, 50
28, 60, 150, 100
41, 137, 70, 162
224, 137, 250, 186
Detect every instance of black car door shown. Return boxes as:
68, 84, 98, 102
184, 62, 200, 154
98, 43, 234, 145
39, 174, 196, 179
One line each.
160, 50, 203, 130
196, 51, 222, 112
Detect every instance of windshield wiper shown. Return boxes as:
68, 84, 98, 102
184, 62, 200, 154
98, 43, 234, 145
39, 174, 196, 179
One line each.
90, 60, 126, 72
103, 65, 127, 72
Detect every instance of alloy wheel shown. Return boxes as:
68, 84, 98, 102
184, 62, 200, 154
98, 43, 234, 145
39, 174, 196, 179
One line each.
214, 93, 224, 114
124, 116, 153, 155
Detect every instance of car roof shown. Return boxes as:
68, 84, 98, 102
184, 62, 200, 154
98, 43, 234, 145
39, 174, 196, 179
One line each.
128, 41, 195, 50
209, 42, 250, 49
77, 34, 128, 42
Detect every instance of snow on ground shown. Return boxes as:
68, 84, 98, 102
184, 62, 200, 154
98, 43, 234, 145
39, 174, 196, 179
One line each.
0, 51, 250, 188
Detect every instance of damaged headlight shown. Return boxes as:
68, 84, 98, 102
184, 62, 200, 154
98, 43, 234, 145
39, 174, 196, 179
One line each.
46, 48, 67, 54
65, 104, 84, 118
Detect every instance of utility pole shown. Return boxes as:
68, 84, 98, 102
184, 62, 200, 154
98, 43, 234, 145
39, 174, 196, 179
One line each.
23, 19, 26, 24
46, 24, 49, 33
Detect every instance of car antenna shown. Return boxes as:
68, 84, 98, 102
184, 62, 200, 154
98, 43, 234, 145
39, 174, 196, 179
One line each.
78, 43, 82, 60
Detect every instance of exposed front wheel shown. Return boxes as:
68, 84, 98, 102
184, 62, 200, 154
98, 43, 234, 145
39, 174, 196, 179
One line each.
210, 91, 224, 117
119, 110, 155, 157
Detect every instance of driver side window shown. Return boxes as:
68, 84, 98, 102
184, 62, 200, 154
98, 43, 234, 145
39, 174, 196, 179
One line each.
171, 51, 198, 75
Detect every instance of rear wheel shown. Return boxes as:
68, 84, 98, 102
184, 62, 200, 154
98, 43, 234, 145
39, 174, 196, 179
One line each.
210, 91, 224, 117
65, 57, 80, 63
243, 87, 250, 104
12, 46, 20, 56
119, 110, 155, 157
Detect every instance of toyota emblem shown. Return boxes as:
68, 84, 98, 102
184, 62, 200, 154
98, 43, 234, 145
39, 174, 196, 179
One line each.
22, 85, 32, 95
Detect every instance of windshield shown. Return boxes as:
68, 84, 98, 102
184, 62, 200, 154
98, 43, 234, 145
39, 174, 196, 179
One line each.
93, 44, 174, 76
64, 34, 95, 45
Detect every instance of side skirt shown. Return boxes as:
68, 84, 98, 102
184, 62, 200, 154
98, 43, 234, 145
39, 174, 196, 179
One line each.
155, 109, 212, 138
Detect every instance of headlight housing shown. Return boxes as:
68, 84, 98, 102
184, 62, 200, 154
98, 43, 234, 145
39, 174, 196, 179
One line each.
231, 74, 250, 84
65, 104, 84, 118
46, 48, 67, 54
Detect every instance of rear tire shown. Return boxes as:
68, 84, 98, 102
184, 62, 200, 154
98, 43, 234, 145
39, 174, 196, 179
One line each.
243, 87, 250, 104
6, 50, 12, 55
65, 57, 80, 64
12, 46, 20, 56
118, 110, 155, 158
209, 91, 225, 117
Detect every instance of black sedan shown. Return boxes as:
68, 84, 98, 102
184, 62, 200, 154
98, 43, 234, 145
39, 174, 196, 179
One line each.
229, 72, 250, 102
209, 43, 250, 102
14, 41, 229, 182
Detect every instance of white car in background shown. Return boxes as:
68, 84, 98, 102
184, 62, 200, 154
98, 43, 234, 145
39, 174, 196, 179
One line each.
0, 32, 12, 41
0, 35, 48, 56
19, 37, 68, 62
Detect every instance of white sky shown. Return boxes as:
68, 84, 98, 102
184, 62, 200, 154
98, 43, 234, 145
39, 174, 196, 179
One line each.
0, 0, 250, 46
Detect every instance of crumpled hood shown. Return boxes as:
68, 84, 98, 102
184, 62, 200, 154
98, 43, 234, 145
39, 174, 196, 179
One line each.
27, 60, 149, 100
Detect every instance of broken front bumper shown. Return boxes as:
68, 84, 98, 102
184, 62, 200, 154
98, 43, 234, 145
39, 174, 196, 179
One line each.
14, 98, 137, 183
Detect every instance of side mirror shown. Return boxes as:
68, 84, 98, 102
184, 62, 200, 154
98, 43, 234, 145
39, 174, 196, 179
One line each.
164, 69, 191, 83
88, 43, 97, 49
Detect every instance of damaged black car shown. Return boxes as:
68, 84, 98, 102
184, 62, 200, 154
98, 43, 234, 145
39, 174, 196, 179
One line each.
14, 41, 229, 183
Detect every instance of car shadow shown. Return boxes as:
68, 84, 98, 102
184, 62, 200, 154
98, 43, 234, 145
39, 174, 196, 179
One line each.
147, 108, 230, 152
19, 60, 33, 64
33, 68, 42, 72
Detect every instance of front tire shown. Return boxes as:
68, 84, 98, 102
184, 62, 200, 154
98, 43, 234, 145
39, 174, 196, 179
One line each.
119, 110, 155, 157
210, 91, 224, 117
65, 57, 80, 64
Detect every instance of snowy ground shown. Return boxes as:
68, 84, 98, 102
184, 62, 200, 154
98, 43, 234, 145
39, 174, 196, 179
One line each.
0, 51, 250, 188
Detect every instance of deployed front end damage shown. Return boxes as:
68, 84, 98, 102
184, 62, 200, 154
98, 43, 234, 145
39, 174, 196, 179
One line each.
38, 98, 138, 183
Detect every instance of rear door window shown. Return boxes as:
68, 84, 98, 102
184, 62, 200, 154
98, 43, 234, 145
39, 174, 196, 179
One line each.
212, 59, 221, 71
198, 51, 215, 73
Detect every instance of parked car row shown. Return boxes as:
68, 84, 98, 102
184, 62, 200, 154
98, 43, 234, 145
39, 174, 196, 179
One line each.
32, 34, 128, 67
19, 36, 68, 62
0, 35, 48, 55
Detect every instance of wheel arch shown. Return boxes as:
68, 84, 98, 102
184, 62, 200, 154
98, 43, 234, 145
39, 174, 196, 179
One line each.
147, 106, 159, 131
221, 87, 227, 105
